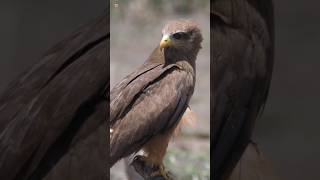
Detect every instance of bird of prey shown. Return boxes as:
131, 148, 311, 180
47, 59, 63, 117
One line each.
0, 11, 108, 180
110, 19, 203, 179
211, 0, 274, 179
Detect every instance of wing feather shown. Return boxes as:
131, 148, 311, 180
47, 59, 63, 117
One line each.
110, 65, 194, 166
211, 0, 274, 179
110, 62, 176, 124
0, 13, 108, 180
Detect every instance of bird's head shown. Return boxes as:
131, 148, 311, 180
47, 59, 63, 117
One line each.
160, 19, 203, 62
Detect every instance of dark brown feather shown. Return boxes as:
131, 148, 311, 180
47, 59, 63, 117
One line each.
0, 11, 108, 180
211, 0, 274, 179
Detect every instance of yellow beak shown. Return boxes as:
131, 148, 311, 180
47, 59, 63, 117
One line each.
160, 35, 174, 50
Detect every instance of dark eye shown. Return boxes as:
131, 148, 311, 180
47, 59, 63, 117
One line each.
172, 32, 188, 40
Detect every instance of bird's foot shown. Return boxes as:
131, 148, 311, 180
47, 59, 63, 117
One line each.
131, 155, 173, 180
150, 164, 173, 180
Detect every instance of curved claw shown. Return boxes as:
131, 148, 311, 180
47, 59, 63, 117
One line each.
150, 164, 173, 180
131, 155, 174, 180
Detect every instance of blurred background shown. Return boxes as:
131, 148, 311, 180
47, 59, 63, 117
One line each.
110, 0, 210, 179
0, 1, 320, 180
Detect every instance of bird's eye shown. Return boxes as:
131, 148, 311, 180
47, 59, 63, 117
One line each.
172, 33, 182, 39
172, 32, 188, 40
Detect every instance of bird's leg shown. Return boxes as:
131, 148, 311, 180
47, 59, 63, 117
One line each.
131, 155, 173, 180
131, 124, 177, 179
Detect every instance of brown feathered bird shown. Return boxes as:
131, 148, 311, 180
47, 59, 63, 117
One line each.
211, 0, 274, 179
0, 11, 108, 180
110, 19, 203, 178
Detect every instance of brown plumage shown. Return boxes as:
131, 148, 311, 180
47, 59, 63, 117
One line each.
0, 11, 108, 180
110, 19, 203, 175
211, 0, 274, 179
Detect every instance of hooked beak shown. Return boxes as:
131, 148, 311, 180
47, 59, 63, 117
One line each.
160, 34, 174, 50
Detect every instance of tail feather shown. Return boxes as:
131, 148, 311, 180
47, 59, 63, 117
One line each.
228, 142, 279, 180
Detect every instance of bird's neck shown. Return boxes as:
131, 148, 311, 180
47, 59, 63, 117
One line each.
146, 46, 198, 74
166, 49, 198, 71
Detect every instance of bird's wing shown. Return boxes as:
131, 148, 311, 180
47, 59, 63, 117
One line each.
110, 65, 193, 166
0, 12, 108, 180
110, 62, 166, 123
211, 0, 274, 179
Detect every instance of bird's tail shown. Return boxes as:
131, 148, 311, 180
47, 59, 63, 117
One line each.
227, 142, 279, 180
